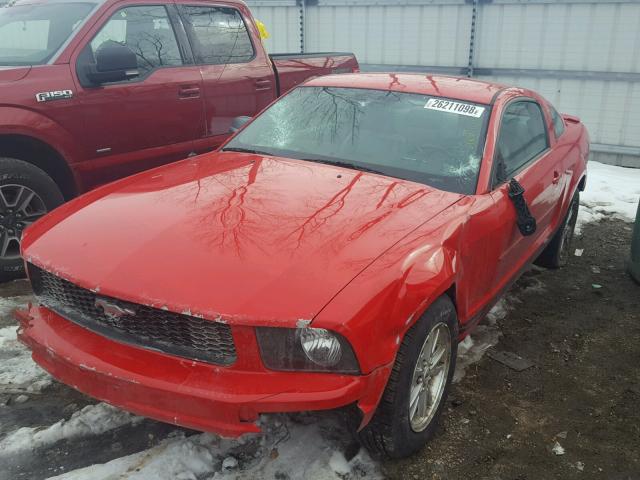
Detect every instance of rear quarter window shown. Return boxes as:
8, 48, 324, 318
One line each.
550, 105, 565, 139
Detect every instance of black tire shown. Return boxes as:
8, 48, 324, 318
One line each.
0, 158, 64, 282
535, 192, 580, 269
358, 295, 458, 459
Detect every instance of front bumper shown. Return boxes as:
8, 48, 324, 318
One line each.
16, 306, 391, 436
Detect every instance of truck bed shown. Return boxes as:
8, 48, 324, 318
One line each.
269, 52, 359, 96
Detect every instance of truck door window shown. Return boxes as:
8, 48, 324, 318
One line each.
181, 6, 254, 65
495, 100, 549, 180
86, 5, 182, 77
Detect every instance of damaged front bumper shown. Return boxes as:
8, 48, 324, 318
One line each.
16, 306, 391, 436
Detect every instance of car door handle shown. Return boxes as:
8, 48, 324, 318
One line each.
178, 86, 201, 99
255, 79, 272, 91
552, 171, 561, 184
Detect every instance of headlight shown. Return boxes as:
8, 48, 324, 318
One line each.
299, 328, 342, 367
255, 326, 360, 374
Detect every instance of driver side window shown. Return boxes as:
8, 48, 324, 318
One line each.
495, 100, 549, 181
83, 5, 182, 80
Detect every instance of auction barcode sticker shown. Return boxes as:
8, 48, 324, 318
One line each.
424, 98, 485, 118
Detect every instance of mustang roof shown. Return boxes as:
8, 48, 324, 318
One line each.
304, 73, 509, 105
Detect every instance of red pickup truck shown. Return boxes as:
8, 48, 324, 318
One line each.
0, 0, 358, 280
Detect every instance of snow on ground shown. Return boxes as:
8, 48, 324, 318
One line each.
454, 300, 507, 384
0, 325, 51, 393
0, 292, 33, 320
0, 287, 42, 392
0, 403, 142, 456
48, 413, 382, 480
577, 161, 640, 233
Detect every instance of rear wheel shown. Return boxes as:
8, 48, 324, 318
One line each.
358, 295, 458, 459
0, 158, 64, 282
535, 192, 580, 269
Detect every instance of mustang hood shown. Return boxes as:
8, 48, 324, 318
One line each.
24, 153, 463, 325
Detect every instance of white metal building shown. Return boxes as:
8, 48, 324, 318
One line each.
248, 0, 640, 168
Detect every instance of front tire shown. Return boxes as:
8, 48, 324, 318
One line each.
358, 295, 458, 459
0, 158, 64, 282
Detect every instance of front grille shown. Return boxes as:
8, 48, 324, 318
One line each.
28, 264, 237, 365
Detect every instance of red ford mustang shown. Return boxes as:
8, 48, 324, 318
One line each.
16, 73, 588, 458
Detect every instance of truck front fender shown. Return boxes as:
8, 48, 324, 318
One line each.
0, 106, 83, 168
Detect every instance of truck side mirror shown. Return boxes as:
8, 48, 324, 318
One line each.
85, 41, 139, 85
229, 116, 252, 134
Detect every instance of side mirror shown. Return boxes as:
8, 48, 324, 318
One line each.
229, 116, 252, 134
508, 178, 537, 236
86, 41, 139, 85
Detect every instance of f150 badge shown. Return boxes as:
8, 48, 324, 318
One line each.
35, 90, 74, 102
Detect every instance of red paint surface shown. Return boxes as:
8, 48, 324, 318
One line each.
19, 74, 588, 435
0, 0, 358, 193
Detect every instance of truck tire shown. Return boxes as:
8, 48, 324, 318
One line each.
535, 192, 580, 269
358, 295, 458, 459
0, 158, 64, 282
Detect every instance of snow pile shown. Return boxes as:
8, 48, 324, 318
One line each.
0, 325, 51, 392
47, 413, 382, 480
0, 403, 143, 456
0, 292, 33, 319
0, 286, 44, 391
577, 161, 640, 232
46, 433, 226, 480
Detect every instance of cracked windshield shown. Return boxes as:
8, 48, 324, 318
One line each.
225, 86, 489, 194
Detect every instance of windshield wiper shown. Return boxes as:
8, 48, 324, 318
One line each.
221, 147, 274, 156
300, 158, 387, 176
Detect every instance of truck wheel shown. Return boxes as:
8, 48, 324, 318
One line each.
535, 192, 580, 269
0, 158, 64, 282
358, 295, 458, 459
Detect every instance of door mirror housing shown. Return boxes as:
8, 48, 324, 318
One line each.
229, 116, 252, 134
85, 41, 139, 85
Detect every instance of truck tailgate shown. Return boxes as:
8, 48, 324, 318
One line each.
270, 52, 358, 95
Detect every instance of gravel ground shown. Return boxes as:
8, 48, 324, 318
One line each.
0, 218, 637, 479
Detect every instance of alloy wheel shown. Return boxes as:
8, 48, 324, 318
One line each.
409, 322, 451, 432
0, 184, 47, 260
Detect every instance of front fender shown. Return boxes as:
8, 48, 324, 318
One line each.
400, 244, 458, 322
314, 228, 460, 429
314, 227, 460, 375
0, 106, 82, 167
